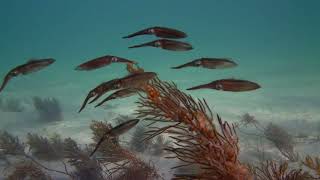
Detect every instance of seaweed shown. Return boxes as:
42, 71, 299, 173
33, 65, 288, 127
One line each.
112, 159, 159, 180
26, 133, 64, 161
237, 116, 300, 162
89, 120, 160, 179
0, 98, 24, 112
173, 161, 202, 180
5, 161, 52, 180
253, 160, 312, 180
63, 138, 104, 180
302, 155, 320, 178
135, 77, 253, 180
33, 96, 63, 122
129, 124, 152, 153
150, 135, 171, 156
264, 123, 299, 162
89, 120, 125, 163
0, 131, 25, 156
238, 113, 260, 129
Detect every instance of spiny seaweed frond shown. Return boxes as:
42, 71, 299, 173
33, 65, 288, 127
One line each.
302, 155, 320, 177
110, 149, 160, 180
63, 137, 104, 180
0, 131, 25, 156
26, 133, 64, 161
129, 124, 152, 153
237, 113, 260, 129
5, 161, 52, 180
150, 135, 171, 156
254, 160, 312, 180
264, 123, 299, 162
89, 120, 160, 179
90, 120, 126, 163
173, 161, 202, 180
135, 77, 252, 180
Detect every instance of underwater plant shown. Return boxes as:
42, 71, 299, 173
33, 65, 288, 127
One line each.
26, 133, 64, 161
238, 113, 260, 128
129, 124, 152, 153
135, 76, 252, 180
33, 96, 63, 122
63, 137, 104, 180
89, 120, 160, 180
0, 97, 25, 112
150, 135, 171, 156
0, 131, 25, 156
302, 155, 320, 178
5, 161, 52, 180
0, 131, 74, 179
252, 160, 312, 180
264, 123, 299, 162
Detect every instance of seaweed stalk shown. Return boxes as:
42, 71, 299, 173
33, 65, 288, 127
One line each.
135, 77, 253, 180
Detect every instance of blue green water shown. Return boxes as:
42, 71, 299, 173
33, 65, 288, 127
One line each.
0, 0, 320, 178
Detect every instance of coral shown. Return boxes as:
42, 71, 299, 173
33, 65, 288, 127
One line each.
33, 96, 63, 122
135, 77, 252, 180
264, 123, 299, 162
26, 133, 64, 161
0, 97, 24, 112
5, 161, 52, 180
0, 131, 25, 156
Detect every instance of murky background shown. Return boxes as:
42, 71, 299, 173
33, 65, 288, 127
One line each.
1, 0, 319, 179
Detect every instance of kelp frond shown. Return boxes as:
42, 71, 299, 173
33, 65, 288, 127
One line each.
0, 131, 25, 156
5, 161, 52, 180
135, 77, 252, 180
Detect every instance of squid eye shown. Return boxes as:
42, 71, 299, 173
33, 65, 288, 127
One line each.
111, 57, 118, 62
11, 70, 19, 76
154, 41, 161, 47
216, 84, 223, 90
149, 29, 155, 34
195, 60, 202, 66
